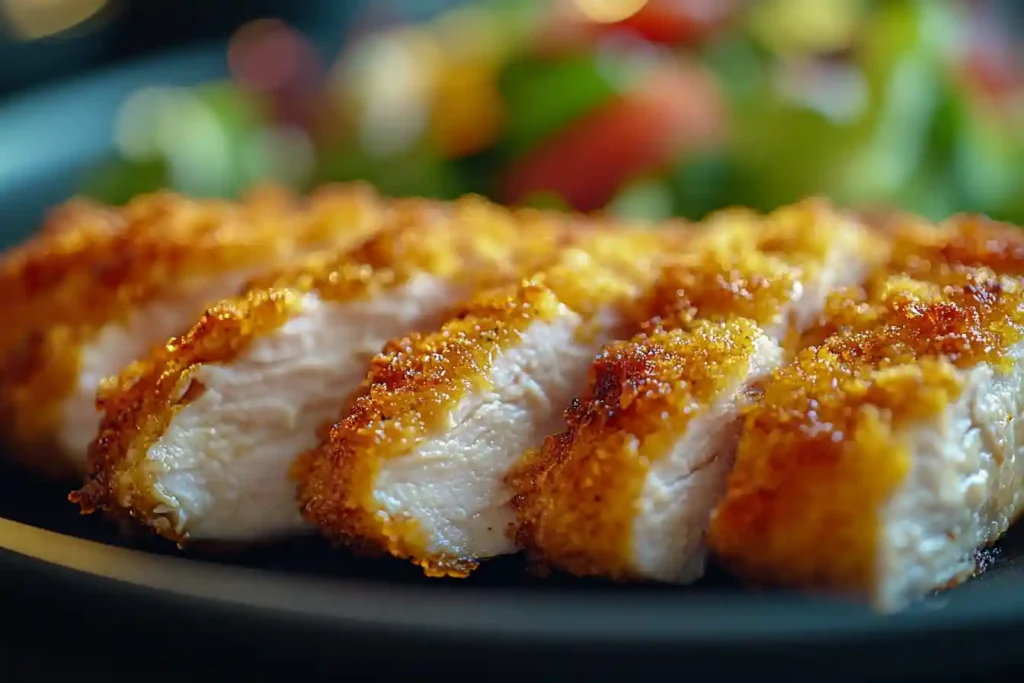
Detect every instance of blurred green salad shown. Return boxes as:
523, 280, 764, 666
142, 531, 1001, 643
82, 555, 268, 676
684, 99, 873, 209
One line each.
80, 0, 1024, 224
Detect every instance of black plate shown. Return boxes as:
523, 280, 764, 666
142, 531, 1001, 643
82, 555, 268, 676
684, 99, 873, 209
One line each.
1, 43, 1024, 681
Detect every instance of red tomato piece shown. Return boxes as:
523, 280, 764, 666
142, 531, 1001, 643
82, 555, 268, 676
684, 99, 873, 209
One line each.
500, 61, 724, 212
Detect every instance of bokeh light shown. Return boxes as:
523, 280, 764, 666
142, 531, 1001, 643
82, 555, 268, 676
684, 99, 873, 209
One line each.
1, 0, 109, 39
572, 0, 649, 24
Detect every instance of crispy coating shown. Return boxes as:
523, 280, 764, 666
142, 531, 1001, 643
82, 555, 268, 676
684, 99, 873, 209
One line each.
887, 213, 1024, 279
509, 200, 885, 580
245, 194, 593, 300
708, 267, 1024, 594
696, 198, 884, 261
0, 183, 389, 470
510, 317, 766, 579
634, 251, 800, 332
296, 233, 679, 575
71, 194, 600, 538
72, 288, 305, 533
0, 183, 384, 344
298, 283, 564, 574
800, 213, 1024, 348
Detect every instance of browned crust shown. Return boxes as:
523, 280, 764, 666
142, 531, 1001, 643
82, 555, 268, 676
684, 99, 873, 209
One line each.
800, 213, 1024, 349
632, 247, 803, 334
0, 182, 385, 348
296, 234, 678, 575
885, 213, 1024, 279
71, 288, 306, 535
296, 281, 565, 575
0, 326, 91, 480
700, 198, 867, 260
245, 193, 588, 300
510, 317, 765, 579
0, 187, 645, 468
509, 246, 802, 579
508, 201, 887, 580
70, 196, 616, 539
0, 183, 389, 465
708, 267, 1024, 595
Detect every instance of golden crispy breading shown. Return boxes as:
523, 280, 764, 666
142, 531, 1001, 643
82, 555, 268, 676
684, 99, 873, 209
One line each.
72, 288, 305, 531
70, 196, 616, 537
508, 200, 888, 581
631, 240, 804, 335
245, 194, 586, 298
0, 183, 388, 472
886, 213, 1024, 279
696, 198, 883, 260
510, 317, 766, 580
800, 213, 1024, 348
708, 267, 1024, 595
673, 199, 887, 334
295, 233, 680, 575
0, 183, 384, 345
297, 282, 565, 574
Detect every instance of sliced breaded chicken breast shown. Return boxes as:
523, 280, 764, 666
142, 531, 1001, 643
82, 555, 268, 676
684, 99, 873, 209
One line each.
296, 230, 686, 576
798, 211, 1024, 350
884, 212, 1024, 279
72, 197, 597, 543
709, 266, 1024, 612
509, 201, 887, 583
0, 183, 386, 479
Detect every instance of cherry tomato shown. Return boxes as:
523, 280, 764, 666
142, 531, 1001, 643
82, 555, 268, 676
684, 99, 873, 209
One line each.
499, 61, 724, 212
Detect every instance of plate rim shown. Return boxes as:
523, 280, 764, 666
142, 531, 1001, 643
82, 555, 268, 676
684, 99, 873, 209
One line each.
3, 516, 1024, 644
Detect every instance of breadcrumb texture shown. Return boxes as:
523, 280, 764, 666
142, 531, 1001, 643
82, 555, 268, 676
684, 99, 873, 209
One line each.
709, 266, 1024, 594
700, 198, 874, 264
630, 220, 808, 334
0, 183, 383, 343
245, 194, 594, 301
510, 317, 764, 579
72, 288, 305, 532
887, 213, 1024, 279
296, 234, 677, 575
0, 183, 387, 470
801, 213, 1024, 348
72, 194, 593, 537
509, 199, 882, 580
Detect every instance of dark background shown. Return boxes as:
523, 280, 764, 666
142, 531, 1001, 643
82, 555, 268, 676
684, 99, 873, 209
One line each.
2, 0, 1023, 101
0, 0, 474, 98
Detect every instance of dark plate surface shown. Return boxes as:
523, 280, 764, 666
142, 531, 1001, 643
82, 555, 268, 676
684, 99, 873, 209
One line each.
1, 43, 1024, 680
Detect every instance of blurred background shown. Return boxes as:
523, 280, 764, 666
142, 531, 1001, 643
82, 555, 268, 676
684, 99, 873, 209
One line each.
1, 0, 1023, 223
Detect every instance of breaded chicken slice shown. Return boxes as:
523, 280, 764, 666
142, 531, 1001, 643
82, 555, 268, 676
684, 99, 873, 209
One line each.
798, 212, 1024, 350
0, 183, 386, 479
71, 197, 598, 543
709, 266, 1024, 611
296, 229, 687, 576
509, 202, 887, 583
884, 212, 1024, 279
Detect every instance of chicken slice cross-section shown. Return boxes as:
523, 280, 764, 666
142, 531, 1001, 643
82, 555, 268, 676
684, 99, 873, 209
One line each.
509, 200, 887, 583
709, 264, 1024, 612
71, 196, 600, 543
296, 229, 687, 576
0, 183, 387, 479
